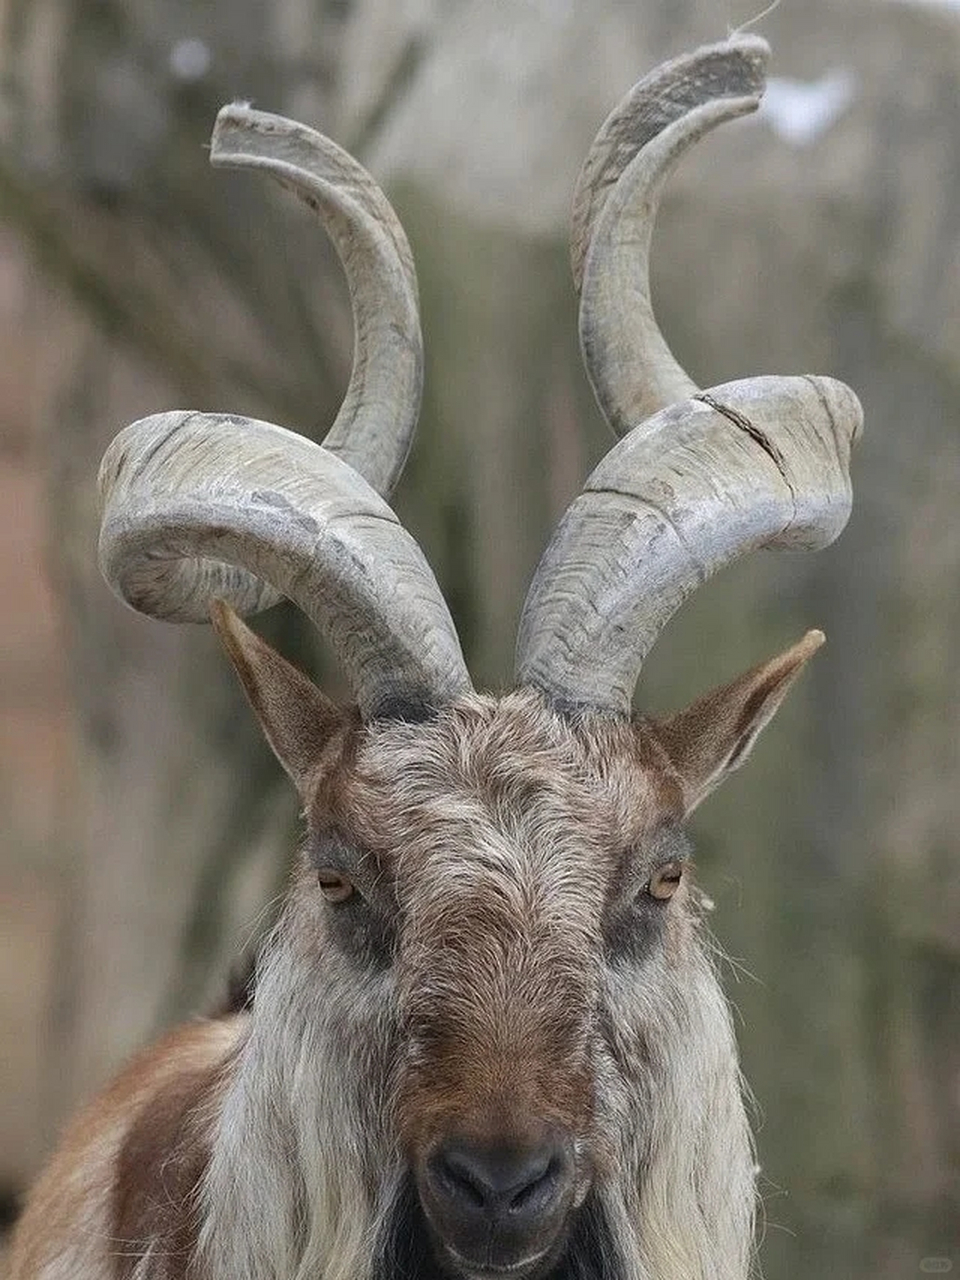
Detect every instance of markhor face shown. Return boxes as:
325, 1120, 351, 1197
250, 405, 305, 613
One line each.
308, 693, 691, 1280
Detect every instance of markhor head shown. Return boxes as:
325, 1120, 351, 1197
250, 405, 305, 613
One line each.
91, 34, 861, 1280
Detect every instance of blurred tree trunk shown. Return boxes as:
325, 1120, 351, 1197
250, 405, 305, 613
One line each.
0, 0, 361, 1117
1, 1, 958, 1276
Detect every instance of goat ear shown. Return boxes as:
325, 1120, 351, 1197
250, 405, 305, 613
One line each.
210, 600, 342, 794
650, 630, 824, 814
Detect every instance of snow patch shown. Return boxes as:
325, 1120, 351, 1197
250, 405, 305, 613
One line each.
760, 69, 856, 147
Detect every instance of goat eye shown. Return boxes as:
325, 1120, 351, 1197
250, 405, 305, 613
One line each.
646, 860, 683, 901
317, 869, 355, 903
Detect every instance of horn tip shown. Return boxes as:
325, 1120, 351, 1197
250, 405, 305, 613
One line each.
691, 32, 771, 109
210, 102, 289, 166
212, 100, 256, 139
801, 628, 827, 655
721, 31, 771, 60
804, 375, 865, 449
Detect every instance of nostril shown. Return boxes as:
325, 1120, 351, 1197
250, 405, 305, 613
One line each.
432, 1150, 488, 1210
508, 1155, 559, 1213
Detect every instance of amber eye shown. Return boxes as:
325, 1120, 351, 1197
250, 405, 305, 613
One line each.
317, 869, 355, 903
647, 860, 683, 901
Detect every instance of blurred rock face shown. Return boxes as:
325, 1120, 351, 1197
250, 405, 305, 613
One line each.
1, 2, 958, 1277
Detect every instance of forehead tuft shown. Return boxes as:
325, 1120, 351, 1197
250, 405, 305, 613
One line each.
310, 690, 681, 879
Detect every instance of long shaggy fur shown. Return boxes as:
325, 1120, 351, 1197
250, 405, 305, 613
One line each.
196, 691, 756, 1280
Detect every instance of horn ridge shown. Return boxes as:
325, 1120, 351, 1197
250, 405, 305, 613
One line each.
570, 34, 769, 295
98, 411, 472, 720
515, 374, 862, 714
574, 34, 769, 438
515, 39, 862, 714
211, 104, 423, 498
97, 107, 472, 717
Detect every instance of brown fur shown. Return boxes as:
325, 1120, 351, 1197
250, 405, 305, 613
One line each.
111, 1035, 238, 1279
10, 1019, 244, 1280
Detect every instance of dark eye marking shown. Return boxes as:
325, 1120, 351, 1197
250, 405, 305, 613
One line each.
308, 830, 395, 970
603, 825, 692, 962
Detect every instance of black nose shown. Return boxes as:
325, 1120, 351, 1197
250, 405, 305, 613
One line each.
428, 1136, 568, 1227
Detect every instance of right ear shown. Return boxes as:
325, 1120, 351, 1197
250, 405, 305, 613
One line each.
210, 599, 343, 795
649, 630, 824, 814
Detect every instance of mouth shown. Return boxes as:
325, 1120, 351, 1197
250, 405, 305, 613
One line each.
444, 1244, 551, 1278
375, 1174, 560, 1280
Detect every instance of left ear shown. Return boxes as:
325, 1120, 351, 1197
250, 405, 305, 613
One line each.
650, 630, 824, 813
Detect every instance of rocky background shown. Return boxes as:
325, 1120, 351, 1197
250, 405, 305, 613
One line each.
0, 1, 958, 1276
